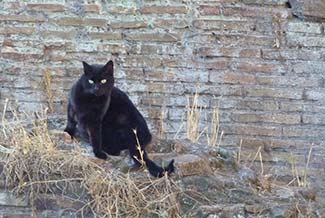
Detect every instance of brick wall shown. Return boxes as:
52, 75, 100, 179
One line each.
1, 1, 325, 181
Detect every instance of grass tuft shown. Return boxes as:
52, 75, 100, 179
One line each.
288, 145, 313, 187
186, 90, 222, 146
42, 70, 54, 113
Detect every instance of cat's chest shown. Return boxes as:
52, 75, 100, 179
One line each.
75, 96, 110, 120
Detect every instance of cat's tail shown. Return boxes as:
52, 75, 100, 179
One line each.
144, 157, 175, 178
131, 149, 175, 177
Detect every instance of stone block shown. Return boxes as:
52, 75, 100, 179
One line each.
173, 154, 213, 176
289, 0, 325, 20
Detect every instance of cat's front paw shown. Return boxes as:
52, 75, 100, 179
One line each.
63, 131, 73, 144
94, 150, 108, 160
64, 127, 75, 139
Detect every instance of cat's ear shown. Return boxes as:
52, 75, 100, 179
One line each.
103, 60, 114, 75
82, 61, 92, 76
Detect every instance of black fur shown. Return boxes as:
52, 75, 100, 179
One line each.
64, 60, 174, 177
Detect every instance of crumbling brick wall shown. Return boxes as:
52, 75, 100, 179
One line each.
1, 1, 325, 182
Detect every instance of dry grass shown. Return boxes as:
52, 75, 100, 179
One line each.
132, 128, 146, 166
186, 90, 222, 146
205, 107, 221, 147
288, 145, 313, 187
186, 90, 202, 142
0, 111, 182, 218
158, 109, 167, 139
42, 70, 54, 113
272, 14, 282, 49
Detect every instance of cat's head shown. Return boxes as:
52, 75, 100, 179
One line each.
81, 60, 114, 96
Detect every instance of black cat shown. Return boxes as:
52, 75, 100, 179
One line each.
64, 60, 174, 177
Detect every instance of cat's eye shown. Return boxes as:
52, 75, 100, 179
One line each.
101, 79, 107, 84
88, 79, 94, 84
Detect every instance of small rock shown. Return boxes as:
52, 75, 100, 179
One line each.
171, 140, 188, 153
289, 0, 325, 20
0, 190, 29, 207
197, 204, 246, 218
270, 205, 292, 218
245, 204, 267, 215
238, 167, 258, 184
257, 174, 272, 192
274, 187, 295, 200
173, 154, 213, 176
34, 194, 84, 211
293, 187, 317, 201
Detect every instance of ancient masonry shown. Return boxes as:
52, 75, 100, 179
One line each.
0, 0, 325, 186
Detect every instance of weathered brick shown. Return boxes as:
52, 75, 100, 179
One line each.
262, 49, 322, 61
1, 2, 26, 11
154, 19, 189, 29
245, 88, 302, 99
198, 5, 221, 15
107, 6, 137, 15
193, 20, 271, 33
303, 104, 325, 113
97, 43, 127, 54
0, 27, 35, 35
140, 5, 187, 14
135, 44, 163, 55
189, 85, 244, 97
42, 30, 77, 40
223, 124, 282, 137
110, 21, 148, 29
1, 74, 42, 89
75, 42, 98, 52
242, 0, 288, 5
89, 32, 122, 40
55, 17, 81, 26
280, 102, 303, 112
256, 75, 320, 87
174, 69, 209, 83
190, 33, 274, 47
83, 4, 101, 13
303, 89, 325, 102
195, 47, 261, 58
234, 62, 284, 73
222, 72, 256, 85
123, 68, 168, 81
287, 33, 325, 47
162, 58, 227, 70
287, 21, 322, 34
236, 100, 279, 111
27, 3, 65, 12
302, 114, 325, 125
223, 6, 290, 19
283, 126, 325, 139
122, 56, 162, 68
56, 17, 107, 27
291, 61, 325, 74
0, 87, 47, 102
0, 14, 45, 22
232, 112, 301, 124
141, 96, 166, 106
1, 51, 43, 61
125, 33, 180, 42
289, 0, 325, 20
